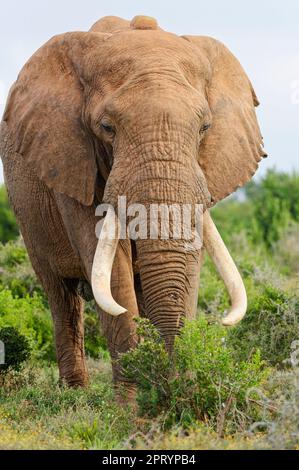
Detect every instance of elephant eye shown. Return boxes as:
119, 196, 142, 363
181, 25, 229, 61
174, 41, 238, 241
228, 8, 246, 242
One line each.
200, 123, 211, 132
100, 121, 115, 135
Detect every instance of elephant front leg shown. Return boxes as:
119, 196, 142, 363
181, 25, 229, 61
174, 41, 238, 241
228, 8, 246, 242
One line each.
97, 241, 139, 402
99, 310, 138, 402
49, 278, 89, 387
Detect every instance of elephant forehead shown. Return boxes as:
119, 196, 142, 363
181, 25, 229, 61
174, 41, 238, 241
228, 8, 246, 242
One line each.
101, 29, 202, 63
95, 31, 211, 85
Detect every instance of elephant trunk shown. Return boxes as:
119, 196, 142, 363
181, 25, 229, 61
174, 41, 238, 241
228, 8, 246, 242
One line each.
135, 237, 201, 350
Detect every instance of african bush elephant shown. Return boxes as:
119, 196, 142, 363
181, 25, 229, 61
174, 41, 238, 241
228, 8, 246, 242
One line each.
0, 15, 266, 395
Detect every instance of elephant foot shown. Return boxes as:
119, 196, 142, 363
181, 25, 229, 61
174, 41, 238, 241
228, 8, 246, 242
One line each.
58, 370, 89, 388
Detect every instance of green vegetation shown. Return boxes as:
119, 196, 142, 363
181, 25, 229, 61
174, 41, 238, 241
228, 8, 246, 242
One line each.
1, 168, 299, 449
0, 186, 19, 244
0, 327, 30, 375
228, 286, 299, 367
120, 318, 269, 434
0, 361, 132, 450
0, 240, 107, 361
246, 170, 299, 247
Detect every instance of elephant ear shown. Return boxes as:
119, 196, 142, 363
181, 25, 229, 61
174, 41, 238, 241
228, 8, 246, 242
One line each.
3, 32, 108, 206
182, 35, 267, 203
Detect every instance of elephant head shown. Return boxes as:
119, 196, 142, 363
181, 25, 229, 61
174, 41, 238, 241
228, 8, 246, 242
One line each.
3, 16, 266, 350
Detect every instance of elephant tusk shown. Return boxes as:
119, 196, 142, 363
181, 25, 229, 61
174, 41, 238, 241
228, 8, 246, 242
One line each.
91, 207, 127, 316
203, 211, 247, 326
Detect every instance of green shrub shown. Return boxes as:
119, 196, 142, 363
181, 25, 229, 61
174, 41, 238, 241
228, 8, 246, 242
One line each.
0, 186, 19, 244
273, 223, 299, 277
0, 326, 30, 373
0, 289, 55, 361
245, 170, 299, 247
0, 240, 55, 362
212, 169, 299, 249
0, 239, 27, 267
120, 318, 269, 433
120, 318, 170, 418
260, 366, 299, 449
172, 319, 268, 432
0, 240, 107, 360
198, 224, 299, 369
227, 285, 299, 367
246, 170, 299, 222
0, 240, 46, 300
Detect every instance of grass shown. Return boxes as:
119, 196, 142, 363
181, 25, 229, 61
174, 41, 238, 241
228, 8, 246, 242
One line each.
0, 359, 136, 450
2, 360, 298, 450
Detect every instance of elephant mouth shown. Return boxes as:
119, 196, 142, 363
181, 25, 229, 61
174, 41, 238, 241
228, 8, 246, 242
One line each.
91, 206, 247, 327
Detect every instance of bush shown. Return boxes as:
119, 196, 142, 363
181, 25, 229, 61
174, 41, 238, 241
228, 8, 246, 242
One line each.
198, 225, 299, 369
212, 169, 299, 250
0, 239, 107, 360
0, 239, 27, 268
0, 186, 19, 243
120, 318, 269, 434
227, 285, 299, 367
245, 170, 299, 247
120, 318, 170, 418
261, 366, 299, 449
273, 223, 299, 277
0, 326, 30, 374
0, 289, 55, 361
0, 240, 46, 300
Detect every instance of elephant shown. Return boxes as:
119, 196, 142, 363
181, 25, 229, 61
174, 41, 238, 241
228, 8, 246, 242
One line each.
0, 15, 266, 396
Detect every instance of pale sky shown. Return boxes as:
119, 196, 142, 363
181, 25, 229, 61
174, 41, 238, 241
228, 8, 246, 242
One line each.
0, 0, 299, 183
